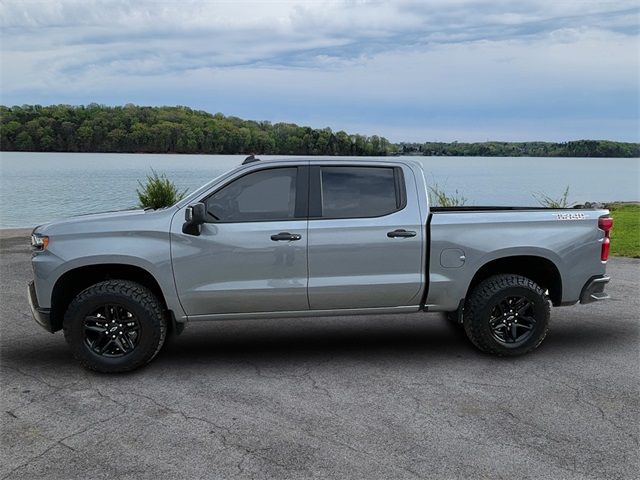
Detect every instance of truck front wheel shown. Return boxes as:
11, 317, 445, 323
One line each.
463, 274, 550, 356
63, 280, 167, 372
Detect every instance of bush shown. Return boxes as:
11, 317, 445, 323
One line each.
533, 185, 572, 208
136, 169, 187, 209
428, 182, 468, 207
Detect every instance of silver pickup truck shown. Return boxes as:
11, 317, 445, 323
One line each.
28, 158, 613, 372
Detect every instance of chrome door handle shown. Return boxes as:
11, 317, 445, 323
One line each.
270, 232, 302, 241
387, 229, 417, 238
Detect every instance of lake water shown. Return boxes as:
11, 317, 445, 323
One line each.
0, 152, 638, 228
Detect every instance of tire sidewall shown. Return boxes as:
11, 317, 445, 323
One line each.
464, 276, 551, 356
65, 287, 163, 372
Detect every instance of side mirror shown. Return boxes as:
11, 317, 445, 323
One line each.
182, 202, 206, 235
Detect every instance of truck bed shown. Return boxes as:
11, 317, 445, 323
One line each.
425, 205, 609, 311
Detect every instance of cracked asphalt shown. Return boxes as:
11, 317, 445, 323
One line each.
1, 228, 639, 479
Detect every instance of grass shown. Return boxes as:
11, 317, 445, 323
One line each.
607, 203, 640, 258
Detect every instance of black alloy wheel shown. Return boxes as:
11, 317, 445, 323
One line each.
488, 296, 537, 346
84, 304, 141, 357
462, 274, 550, 356
63, 280, 167, 372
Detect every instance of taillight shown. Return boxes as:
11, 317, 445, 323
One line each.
601, 237, 611, 261
599, 217, 613, 232
598, 216, 613, 262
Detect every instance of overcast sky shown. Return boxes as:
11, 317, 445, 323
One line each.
1, 0, 638, 142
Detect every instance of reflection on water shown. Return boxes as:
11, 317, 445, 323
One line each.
0, 152, 638, 228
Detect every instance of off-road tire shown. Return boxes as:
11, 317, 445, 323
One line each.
463, 274, 550, 356
63, 280, 167, 372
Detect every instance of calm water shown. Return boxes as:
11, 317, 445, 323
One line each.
1, 152, 638, 228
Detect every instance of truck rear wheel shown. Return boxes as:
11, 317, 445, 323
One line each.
463, 274, 550, 356
63, 280, 167, 372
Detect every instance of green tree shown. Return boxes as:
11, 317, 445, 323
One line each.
15, 131, 34, 150
1, 104, 637, 157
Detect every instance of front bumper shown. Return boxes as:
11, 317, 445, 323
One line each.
579, 275, 610, 304
28, 281, 53, 332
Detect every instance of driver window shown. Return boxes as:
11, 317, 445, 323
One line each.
205, 168, 297, 222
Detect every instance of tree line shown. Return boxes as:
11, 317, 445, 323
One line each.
397, 140, 640, 158
1, 104, 638, 157
0, 104, 392, 155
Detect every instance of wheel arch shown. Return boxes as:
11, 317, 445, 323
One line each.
49, 263, 169, 332
466, 255, 563, 306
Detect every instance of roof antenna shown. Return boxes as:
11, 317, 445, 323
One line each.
242, 154, 260, 165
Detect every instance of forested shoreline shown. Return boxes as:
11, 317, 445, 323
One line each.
1, 104, 638, 157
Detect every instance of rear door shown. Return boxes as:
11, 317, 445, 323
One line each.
306, 163, 424, 310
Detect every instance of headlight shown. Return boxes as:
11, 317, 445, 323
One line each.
31, 234, 49, 251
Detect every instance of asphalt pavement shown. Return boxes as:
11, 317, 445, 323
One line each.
1, 228, 638, 479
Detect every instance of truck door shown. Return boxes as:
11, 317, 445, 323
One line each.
306, 164, 424, 310
171, 166, 309, 316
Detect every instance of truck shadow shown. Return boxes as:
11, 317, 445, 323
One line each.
2, 313, 634, 371
154, 312, 633, 367
163, 315, 469, 363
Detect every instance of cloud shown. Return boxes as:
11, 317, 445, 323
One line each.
1, 0, 638, 141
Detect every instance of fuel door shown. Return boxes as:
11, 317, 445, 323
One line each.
440, 248, 466, 268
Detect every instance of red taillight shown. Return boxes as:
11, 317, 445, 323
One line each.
601, 237, 611, 261
599, 216, 613, 262
598, 217, 613, 232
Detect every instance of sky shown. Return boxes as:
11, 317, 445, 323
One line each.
1, 0, 639, 142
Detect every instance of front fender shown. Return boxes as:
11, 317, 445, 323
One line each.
32, 232, 184, 319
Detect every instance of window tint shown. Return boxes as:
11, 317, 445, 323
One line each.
320, 167, 400, 218
206, 168, 297, 222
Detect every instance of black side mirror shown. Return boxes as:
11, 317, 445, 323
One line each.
182, 202, 206, 235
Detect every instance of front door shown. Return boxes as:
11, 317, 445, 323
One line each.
306, 164, 424, 310
171, 166, 309, 316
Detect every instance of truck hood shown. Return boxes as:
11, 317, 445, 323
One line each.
34, 208, 177, 236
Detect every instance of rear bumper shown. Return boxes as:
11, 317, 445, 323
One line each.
579, 275, 610, 304
28, 281, 53, 332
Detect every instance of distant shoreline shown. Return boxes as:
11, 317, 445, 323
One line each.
2, 104, 639, 158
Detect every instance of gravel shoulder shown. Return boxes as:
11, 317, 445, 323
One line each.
1, 229, 638, 479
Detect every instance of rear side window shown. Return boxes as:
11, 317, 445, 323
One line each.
319, 166, 403, 218
205, 167, 297, 222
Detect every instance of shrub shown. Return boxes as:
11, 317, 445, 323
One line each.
533, 185, 572, 208
136, 169, 187, 209
428, 182, 468, 207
